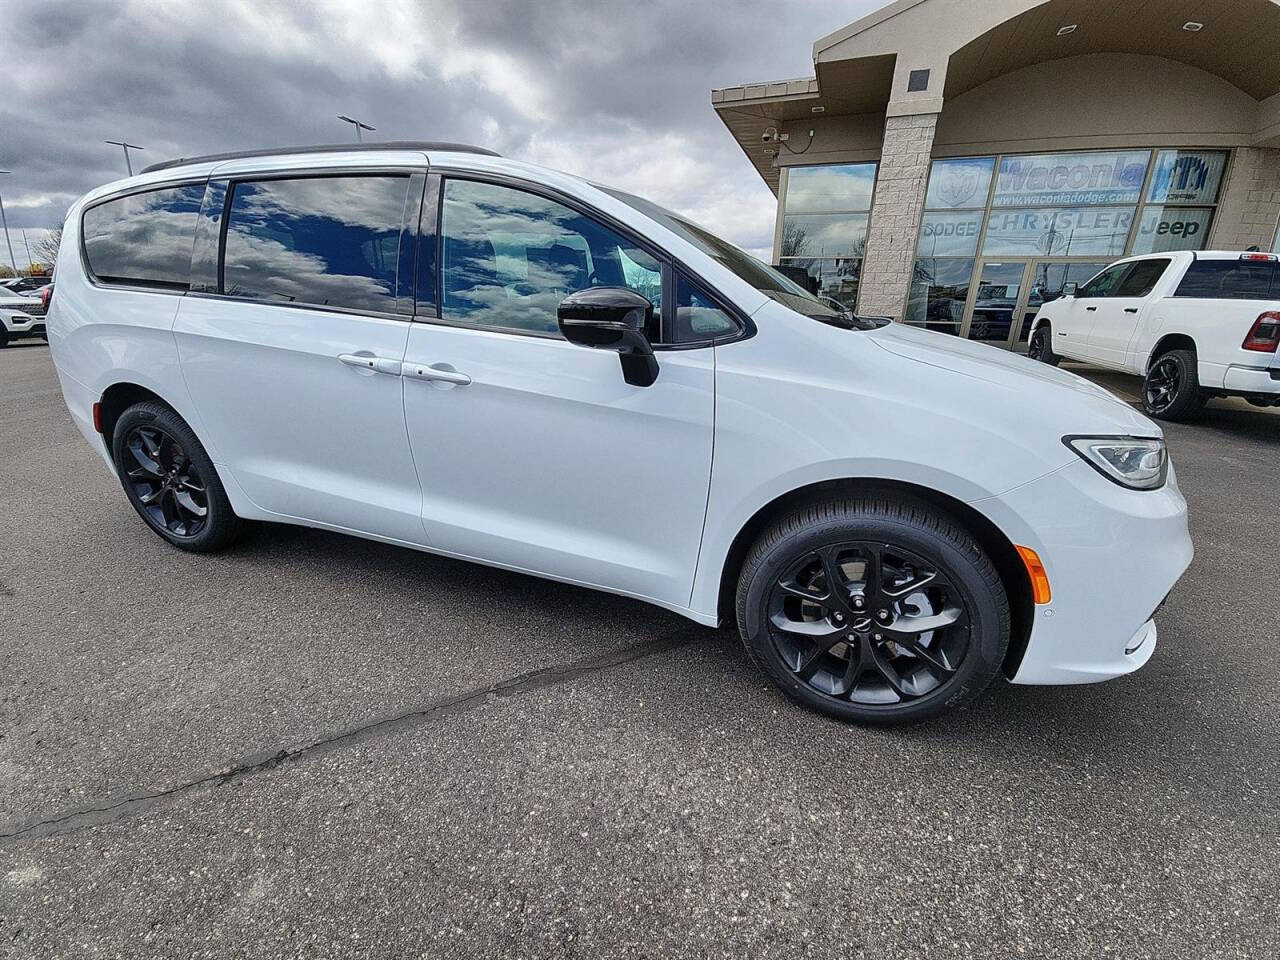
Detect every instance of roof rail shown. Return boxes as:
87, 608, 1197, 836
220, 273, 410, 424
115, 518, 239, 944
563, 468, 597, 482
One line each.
138, 141, 500, 175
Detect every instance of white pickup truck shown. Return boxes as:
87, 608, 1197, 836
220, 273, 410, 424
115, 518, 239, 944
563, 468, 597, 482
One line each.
1028, 251, 1280, 421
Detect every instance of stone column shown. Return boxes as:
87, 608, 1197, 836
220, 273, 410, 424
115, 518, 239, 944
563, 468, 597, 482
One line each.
1211, 147, 1280, 252
856, 111, 938, 320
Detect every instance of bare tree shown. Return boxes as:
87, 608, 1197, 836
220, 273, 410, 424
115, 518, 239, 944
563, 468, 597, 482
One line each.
30, 227, 61, 273
780, 220, 809, 258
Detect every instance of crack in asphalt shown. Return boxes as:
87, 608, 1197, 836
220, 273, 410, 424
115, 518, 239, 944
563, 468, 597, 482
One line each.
0, 628, 702, 843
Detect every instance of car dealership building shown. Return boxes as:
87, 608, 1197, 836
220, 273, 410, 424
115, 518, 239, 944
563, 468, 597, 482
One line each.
712, 0, 1280, 349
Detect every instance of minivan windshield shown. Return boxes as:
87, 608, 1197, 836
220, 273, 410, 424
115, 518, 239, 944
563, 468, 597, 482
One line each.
600, 187, 884, 330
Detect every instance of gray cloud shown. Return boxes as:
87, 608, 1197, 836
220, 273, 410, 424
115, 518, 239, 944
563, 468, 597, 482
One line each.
0, 0, 878, 258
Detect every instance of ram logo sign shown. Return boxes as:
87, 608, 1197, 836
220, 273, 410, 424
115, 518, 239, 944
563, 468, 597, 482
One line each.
1149, 150, 1227, 205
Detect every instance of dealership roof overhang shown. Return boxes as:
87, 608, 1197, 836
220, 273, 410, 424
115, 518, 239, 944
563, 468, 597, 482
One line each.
713, 0, 1280, 194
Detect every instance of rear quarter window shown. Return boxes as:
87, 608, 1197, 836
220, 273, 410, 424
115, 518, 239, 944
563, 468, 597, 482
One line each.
81, 183, 205, 288
1173, 260, 1278, 300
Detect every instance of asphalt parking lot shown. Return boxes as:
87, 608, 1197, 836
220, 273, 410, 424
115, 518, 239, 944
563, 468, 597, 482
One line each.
1, 340, 1277, 959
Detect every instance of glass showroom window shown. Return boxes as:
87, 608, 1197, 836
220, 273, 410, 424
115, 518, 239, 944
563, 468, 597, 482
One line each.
907, 156, 994, 333
778, 162, 877, 309
983, 149, 1152, 259
1130, 149, 1228, 254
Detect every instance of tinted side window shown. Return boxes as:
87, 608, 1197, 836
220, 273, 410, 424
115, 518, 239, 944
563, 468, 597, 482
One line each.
440, 178, 662, 336
221, 175, 410, 312
1174, 260, 1278, 300
82, 184, 205, 288
674, 274, 737, 342
1114, 259, 1171, 298
1077, 263, 1131, 299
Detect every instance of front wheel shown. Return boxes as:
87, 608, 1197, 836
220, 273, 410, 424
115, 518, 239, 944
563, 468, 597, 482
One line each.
1143, 349, 1206, 421
111, 401, 243, 552
1028, 325, 1059, 366
735, 496, 1009, 725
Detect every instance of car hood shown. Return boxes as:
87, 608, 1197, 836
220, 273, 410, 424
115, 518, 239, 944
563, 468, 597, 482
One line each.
865, 321, 1160, 435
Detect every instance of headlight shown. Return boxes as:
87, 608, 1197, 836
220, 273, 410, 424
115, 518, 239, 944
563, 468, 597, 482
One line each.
1064, 436, 1168, 490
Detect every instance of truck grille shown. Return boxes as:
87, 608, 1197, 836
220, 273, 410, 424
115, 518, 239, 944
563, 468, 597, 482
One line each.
16, 304, 45, 318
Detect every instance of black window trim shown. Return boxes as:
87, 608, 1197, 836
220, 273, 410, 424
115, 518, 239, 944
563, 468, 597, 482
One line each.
79, 176, 211, 295
424, 167, 755, 350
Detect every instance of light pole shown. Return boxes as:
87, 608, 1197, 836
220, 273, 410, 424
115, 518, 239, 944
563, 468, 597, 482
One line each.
105, 139, 145, 175
0, 171, 18, 275
337, 115, 375, 142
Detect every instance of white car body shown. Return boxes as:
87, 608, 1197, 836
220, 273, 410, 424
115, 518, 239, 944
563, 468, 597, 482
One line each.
0, 289, 44, 340
1031, 251, 1280, 399
47, 146, 1192, 689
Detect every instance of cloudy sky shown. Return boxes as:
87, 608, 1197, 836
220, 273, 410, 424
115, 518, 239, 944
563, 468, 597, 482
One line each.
0, 0, 881, 267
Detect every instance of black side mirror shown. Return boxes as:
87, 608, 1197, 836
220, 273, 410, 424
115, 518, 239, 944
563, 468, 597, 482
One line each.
558, 287, 659, 387
1062, 282, 1078, 297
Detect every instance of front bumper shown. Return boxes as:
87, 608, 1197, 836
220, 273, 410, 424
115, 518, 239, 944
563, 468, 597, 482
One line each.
3, 311, 39, 334
975, 458, 1192, 686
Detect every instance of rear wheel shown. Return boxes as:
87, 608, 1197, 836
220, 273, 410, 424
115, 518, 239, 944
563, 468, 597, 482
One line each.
111, 401, 243, 552
736, 496, 1009, 725
1143, 349, 1206, 421
1028, 325, 1059, 366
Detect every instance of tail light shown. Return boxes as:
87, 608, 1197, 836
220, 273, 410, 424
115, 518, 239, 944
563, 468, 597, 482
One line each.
1240, 252, 1279, 263
41, 284, 52, 311
1243, 311, 1280, 353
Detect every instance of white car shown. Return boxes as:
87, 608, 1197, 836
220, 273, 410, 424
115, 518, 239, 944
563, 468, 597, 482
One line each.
1028, 251, 1280, 420
46, 143, 1192, 724
0, 286, 46, 345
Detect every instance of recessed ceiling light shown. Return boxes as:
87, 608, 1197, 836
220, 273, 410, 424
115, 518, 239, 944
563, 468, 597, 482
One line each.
1057, 24, 1077, 36
811, 105, 825, 114
1183, 21, 1204, 32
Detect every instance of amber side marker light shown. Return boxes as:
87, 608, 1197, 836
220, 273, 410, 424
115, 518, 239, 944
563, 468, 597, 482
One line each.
1016, 546, 1052, 604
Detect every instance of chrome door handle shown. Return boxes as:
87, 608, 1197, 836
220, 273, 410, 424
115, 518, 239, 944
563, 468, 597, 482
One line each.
339, 353, 402, 376
404, 363, 472, 386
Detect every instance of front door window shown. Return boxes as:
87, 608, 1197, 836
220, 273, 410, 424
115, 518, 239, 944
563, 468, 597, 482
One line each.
440, 178, 663, 337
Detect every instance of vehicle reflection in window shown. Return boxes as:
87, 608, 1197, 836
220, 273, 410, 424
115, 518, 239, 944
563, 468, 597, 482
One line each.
441, 179, 662, 336
221, 176, 410, 313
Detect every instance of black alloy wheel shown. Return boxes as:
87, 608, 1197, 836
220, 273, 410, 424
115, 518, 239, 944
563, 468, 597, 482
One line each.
1145, 356, 1180, 413
767, 542, 970, 706
122, 424, 209, 538
1142, 348, 1205, 421
737, 497, 1008, 725
111, 401, 243, 552
1028, 326, 1058, 365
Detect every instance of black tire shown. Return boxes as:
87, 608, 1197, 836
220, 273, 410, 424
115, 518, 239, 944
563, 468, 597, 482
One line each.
735, 495, 1009, 726
111, 401, 243, 552
1143, 348, 1207, 421
1028, 325, 1059, 366
0, 327, 9, 348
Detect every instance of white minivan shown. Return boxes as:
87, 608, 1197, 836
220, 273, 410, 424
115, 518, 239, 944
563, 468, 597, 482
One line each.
48, 143, 1193, 724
